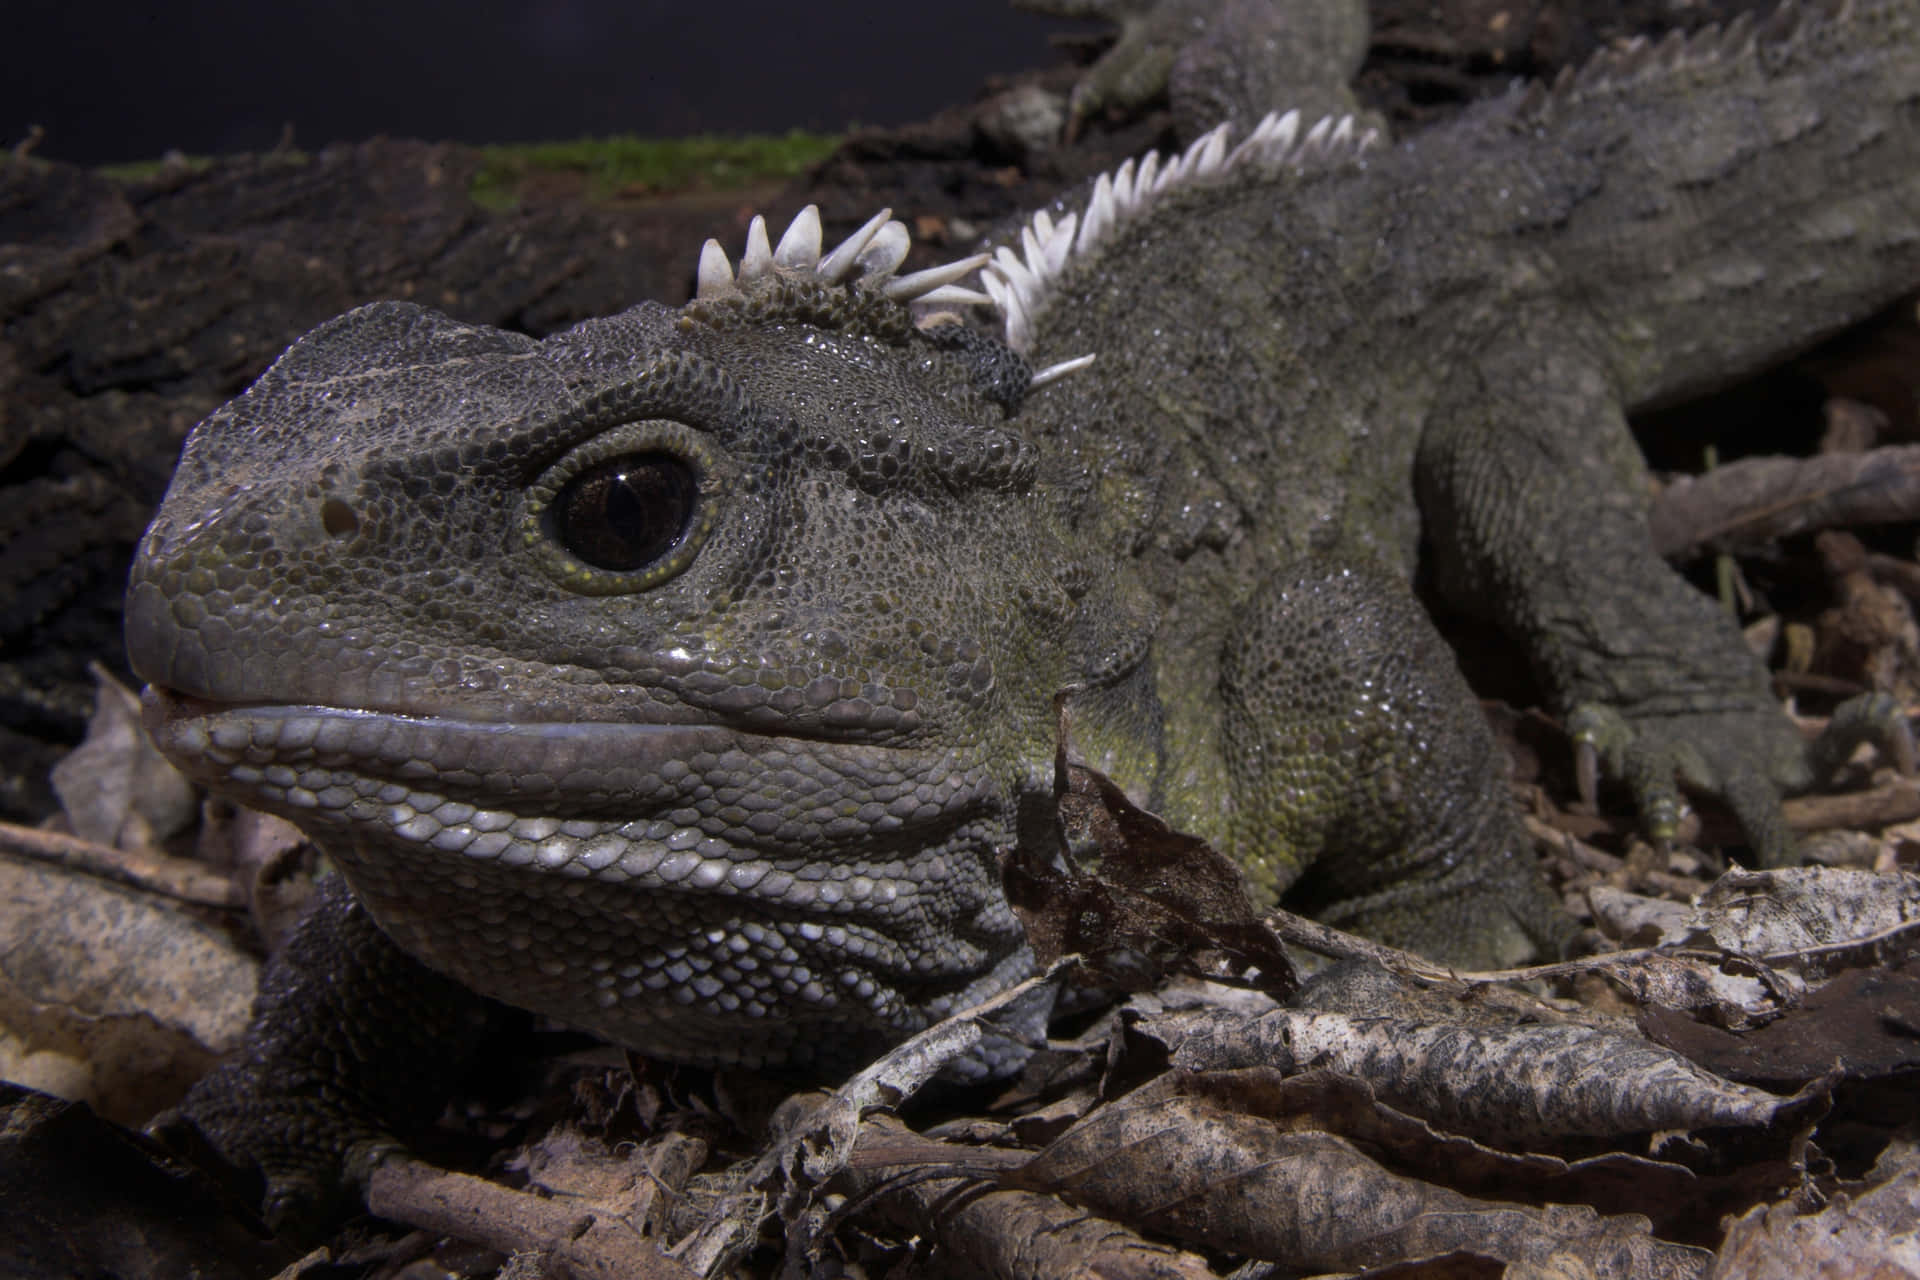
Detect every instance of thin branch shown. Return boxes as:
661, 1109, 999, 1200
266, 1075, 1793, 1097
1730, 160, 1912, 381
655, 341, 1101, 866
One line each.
0, 818, 241, 907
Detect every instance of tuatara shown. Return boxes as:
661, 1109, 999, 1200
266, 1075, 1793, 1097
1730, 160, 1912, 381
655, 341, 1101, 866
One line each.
125, 0, 1920, 1224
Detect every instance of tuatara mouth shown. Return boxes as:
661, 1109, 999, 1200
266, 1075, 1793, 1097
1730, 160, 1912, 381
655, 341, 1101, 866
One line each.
142, 687, 1030, 1068
145, 687, 741, 809
142, 685, 997, 895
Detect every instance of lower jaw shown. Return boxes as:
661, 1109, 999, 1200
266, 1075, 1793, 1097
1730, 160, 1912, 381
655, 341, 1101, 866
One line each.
323, 815, 1031, 1073
142, 690, 1032, 1068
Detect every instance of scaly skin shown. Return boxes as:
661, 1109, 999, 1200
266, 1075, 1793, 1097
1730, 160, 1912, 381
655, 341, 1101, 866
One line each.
125, 0, 1920, 1226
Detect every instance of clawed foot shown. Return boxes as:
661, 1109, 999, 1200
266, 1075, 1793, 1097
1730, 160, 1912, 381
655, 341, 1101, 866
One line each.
1016, 0, 1373, 141
1567, 692, 1915, 867
1016, 0, 1181, 137
148, 1097, 399, 1241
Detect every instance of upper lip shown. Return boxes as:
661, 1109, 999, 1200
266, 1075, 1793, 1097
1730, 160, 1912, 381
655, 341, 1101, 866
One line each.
143, 687, 746, 810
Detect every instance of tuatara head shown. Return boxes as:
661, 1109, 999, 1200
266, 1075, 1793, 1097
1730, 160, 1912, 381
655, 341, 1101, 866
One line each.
125, 207, 1135, 1073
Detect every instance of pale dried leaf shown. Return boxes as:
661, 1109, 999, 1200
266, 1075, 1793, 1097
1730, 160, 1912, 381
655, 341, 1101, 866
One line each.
1011, 1078, 1709, 1277
195, 802, 318, 947
1706, 1148, 1920, 1279
1128, 1068, 1796, 1240
0, 855, 256, 1124
1576, 943, 1799, 1027
1148, 1007, 1804, 1142
49, 663, 197, 849
1290, 956, 1585, 1030
1588, 885, 1694, 947
1683, 867, 1920, 968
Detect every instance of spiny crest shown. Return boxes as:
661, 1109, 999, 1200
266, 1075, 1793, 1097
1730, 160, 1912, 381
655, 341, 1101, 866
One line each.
1514, 0, 1852, 121
691, 204, 1096, 392
983, 109, 1380, 354
693, 204, 993, 311
688, 106, 1379, 386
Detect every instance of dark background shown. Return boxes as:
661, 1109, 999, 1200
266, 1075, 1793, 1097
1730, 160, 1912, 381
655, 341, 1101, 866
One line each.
8, 1, 1085, 166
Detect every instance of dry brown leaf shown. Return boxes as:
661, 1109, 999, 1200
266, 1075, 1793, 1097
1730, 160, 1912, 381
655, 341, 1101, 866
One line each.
842, 1114, 1214, 1280
0, 1083, 287, 1280
1004, 755, 1296, 996
509, 1126, 708, 1241
1639, 960, 1920, 1084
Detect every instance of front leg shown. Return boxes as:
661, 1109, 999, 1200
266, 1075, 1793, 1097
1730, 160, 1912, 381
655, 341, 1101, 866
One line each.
150, 875, 497, 1237
1217, 558, 1569, 967
1415, 315, 1900, 865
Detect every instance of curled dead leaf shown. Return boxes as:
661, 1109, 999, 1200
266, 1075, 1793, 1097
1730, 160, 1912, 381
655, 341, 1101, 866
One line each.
1145, 1007, 1810, 1143
1007, 1074, 1711, 1277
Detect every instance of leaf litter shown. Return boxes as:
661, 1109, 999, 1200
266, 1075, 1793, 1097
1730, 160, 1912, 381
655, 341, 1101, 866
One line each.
12, 670, 1920, 1279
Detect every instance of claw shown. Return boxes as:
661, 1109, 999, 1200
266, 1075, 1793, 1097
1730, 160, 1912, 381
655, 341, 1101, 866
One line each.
1567, 702, 1687, 846
1567, 703, 1629, 813
1893, 719, 1917, 777
1574, 737, 1600, 812
1812, 691, 1917, 780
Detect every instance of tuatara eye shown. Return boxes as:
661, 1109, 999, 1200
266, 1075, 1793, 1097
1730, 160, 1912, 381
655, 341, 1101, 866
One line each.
554, 453, 698, 572
523, 419, 721, 595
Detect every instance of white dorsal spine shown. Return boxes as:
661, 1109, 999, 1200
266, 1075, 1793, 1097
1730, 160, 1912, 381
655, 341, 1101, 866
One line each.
984, 109, 1379, 354
690, 107, 1376, 390
693, 204, 992, 308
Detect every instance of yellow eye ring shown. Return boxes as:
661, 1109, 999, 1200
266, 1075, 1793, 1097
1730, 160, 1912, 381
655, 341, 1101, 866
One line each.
520, 419, 725, 595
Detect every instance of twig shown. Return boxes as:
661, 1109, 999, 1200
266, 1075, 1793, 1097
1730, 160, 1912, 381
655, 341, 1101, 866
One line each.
1524, 813, 1624, 874
1257, 907, 1457, 981
1650, 443, 1920, 560
1781, 775, 1920, 832
1528, 774, 1920, 852
9, 124, 44, 159
0, 818, 241, 907
672, 965, 1070, 1275
1867, 551, 1920, 605
367, 1154, 698, 1280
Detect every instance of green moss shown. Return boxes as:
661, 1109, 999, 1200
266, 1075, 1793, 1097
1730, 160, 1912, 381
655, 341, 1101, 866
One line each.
467, 131, 841, 210
97, 154, 218, 181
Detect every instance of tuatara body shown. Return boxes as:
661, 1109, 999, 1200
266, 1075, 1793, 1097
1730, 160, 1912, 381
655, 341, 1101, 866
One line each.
125, 0, 1920, 1222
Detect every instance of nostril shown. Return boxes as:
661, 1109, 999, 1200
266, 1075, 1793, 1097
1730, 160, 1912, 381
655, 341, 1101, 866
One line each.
320, 497, 360, 540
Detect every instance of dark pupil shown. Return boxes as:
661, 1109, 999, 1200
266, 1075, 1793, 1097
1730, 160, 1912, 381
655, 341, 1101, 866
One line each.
555, 453, 697, 572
